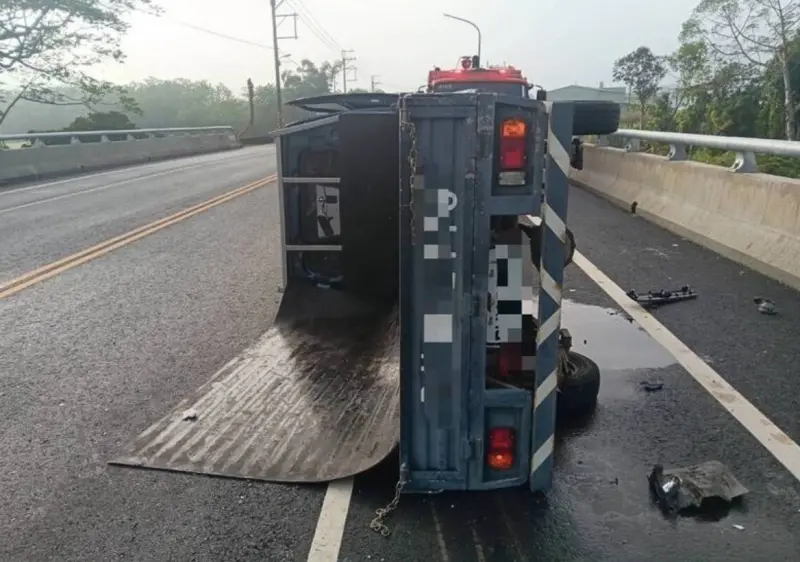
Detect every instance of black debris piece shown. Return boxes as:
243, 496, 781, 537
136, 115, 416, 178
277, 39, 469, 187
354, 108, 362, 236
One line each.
753, 297, 777, 315
640, 381, 664, 392
648, 461, 748, 515
627, 286, 697, 309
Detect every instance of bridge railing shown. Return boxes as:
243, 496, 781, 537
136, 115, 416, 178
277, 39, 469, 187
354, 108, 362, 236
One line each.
597, 129, 800, 173
0, 126, 237, 148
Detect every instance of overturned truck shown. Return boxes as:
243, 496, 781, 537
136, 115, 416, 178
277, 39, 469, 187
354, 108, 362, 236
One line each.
113, 90, 619, 508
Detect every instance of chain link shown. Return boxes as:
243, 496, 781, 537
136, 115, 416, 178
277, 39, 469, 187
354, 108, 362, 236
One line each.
399, 96, 418, 245
369, 472, 407, 537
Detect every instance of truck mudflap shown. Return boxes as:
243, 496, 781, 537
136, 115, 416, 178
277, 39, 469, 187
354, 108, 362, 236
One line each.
111, 283, 400, 483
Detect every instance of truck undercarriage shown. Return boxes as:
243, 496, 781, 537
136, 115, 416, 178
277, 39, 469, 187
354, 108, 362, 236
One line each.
113, 90, 618, 497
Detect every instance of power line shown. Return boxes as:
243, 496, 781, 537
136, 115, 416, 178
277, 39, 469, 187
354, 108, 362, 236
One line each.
286, 0, 341, 52
270, 0, 298, 127
132, 7, 274, 50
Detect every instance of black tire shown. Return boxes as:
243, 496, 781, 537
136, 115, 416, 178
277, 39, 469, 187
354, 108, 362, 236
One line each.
519, 222, 576, 271
572, 100, 620, 136
557, 351, 601, 413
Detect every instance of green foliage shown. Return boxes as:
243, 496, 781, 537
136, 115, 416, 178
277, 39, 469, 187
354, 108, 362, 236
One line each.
66, 111, 136, 131
612, 0, 800, 178
0, 0, 155, 126
612, 47, 667, 128
0, 58, 346, 142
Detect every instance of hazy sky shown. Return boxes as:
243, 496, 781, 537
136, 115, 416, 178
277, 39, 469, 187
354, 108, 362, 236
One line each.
95, 0, 701, 93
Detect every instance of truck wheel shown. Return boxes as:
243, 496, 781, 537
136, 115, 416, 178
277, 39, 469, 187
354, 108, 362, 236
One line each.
557, 351, 600, 413
572, 100, 620, 136
519, 223, 576, 271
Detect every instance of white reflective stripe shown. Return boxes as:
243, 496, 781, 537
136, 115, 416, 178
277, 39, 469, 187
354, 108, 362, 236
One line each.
543, 203, 566, 242
540, 270, 562, 303
547, 129, 571, 175
534, 371, 557, 408
536, 310, 561, 345
531, 434, 555, 473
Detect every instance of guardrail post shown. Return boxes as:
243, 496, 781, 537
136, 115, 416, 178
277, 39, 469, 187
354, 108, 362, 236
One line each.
733, 151, 758, 173
667, 143, 687, 161
625, 138, 641, 152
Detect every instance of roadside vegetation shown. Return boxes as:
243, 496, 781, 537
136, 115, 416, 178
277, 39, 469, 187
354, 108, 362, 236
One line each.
610, 0, 800, 178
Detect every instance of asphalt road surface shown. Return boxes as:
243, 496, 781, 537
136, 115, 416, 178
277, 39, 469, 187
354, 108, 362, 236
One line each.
1, 150, 799, 561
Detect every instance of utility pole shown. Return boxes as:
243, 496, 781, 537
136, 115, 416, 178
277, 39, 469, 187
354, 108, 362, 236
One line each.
370, 75, 381, 92
341, 49, 356, 93
269, 0, 298, 127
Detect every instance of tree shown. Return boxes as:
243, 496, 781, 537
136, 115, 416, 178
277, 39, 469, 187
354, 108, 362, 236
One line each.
612, 47, 668, 128
281, 59, 342, 100
125, 78, 248, 129
0, 0, 155, 127
0, 58, 346, 135
681, 0, 800, 139
66, 111, 136, 131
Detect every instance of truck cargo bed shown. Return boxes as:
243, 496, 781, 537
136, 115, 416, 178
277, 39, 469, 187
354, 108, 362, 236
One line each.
111, 283, 400, 483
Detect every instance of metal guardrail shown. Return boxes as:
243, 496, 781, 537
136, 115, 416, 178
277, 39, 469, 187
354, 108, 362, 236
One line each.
0, 126, 236, 147
597, 128, 800, 173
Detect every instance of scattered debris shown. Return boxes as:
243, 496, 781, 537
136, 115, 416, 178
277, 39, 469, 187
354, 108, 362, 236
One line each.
732, 524, 745, 531
648, 460, 748, 515
182, 408, 199, 422
753, 297, 777, 315
627, 286, 697, 309
640, 381, 664, 392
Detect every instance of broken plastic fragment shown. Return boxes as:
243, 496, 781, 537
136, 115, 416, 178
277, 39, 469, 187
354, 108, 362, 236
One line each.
753, 297, 777, 315
182, 408, 199, 421
649, 460, 748, 514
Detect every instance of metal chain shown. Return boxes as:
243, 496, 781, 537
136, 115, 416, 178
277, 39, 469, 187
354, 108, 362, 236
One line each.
370, 463, 409, 536
368, 96, 419, 539
369, 473, 407, 537
399, 96, 418, 245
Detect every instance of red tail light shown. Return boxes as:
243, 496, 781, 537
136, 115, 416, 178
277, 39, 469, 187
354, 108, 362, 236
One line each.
498, 118, 527, 186
499, 119, 527, 170
487, 427, 515, 470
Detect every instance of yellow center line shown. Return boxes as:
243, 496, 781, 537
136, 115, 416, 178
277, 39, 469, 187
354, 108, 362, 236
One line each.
0, 174, 277, 300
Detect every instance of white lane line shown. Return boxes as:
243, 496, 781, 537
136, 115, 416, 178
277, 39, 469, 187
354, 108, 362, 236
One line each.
306, 478, 354, 562
0, 160, 218, 216
571, 248, 800, 481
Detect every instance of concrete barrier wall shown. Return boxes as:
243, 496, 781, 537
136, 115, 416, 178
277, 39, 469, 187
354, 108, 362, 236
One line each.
570, 145, 800, 290
0, 133, 241, 185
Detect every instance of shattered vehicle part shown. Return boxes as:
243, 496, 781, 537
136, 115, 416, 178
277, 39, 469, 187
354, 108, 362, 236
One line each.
649, 460, 748, 514
754, 297, 777, 315
627, 286, 697, 309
